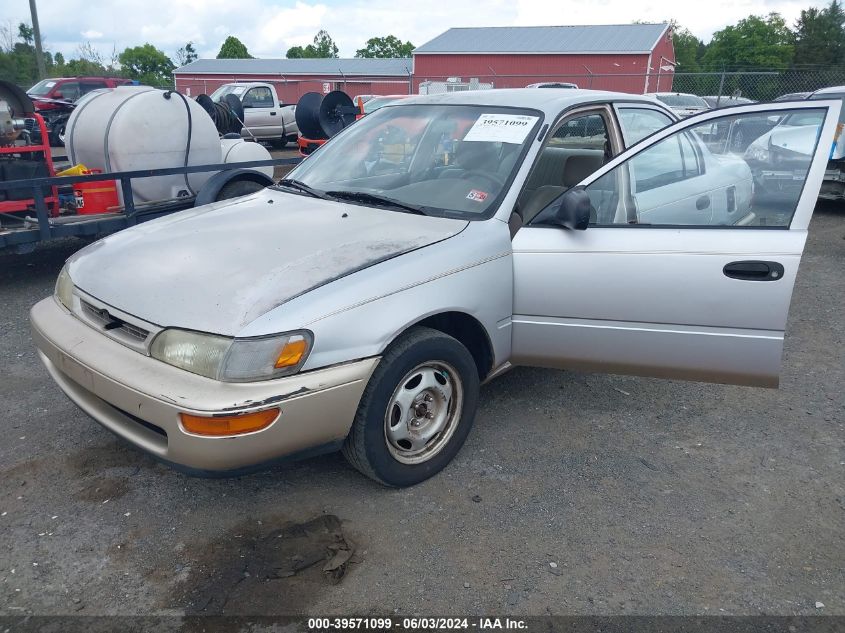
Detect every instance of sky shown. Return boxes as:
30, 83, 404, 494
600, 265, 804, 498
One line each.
6, 0, 826, 63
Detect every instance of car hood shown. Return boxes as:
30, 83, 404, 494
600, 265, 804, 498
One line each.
749, 124, 817, 156
68, 190, 468, 335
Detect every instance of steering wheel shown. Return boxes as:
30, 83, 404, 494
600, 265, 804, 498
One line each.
460, 170, 505, 189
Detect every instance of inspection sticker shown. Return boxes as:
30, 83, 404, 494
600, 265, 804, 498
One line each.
466, 189, 489, 202
463, 114, 539, 144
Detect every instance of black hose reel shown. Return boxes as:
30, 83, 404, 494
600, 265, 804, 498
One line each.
196, 93, 244, 136
295, 90, 358, 139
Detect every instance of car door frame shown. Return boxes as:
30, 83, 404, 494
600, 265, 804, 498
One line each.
509, 100, 840, 387
242, 86, 279, 139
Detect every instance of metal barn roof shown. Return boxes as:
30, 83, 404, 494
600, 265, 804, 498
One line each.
174, 58, 412, 76
414, 24, 669, 55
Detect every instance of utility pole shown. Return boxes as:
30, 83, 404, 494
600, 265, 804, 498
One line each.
29, 0, 47, 80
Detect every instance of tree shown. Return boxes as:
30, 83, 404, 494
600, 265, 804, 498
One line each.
702, 13, 794, 69
285, 30, 339, 58
18, 22, 34, 45
312, 29, 339, 57
355, 35, 414, 58
118, 43, 175, 86
671, 26, 703, 72
286, 45, 306, 58
217, 36, 252, 59
175, 41, 198, 66
794, 1, 845, 66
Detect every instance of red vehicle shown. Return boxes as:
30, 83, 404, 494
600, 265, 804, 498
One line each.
28, 77, 133, 146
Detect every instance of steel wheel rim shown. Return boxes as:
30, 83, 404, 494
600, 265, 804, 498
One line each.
383, 360, 463, 465
58, 126, 66, 144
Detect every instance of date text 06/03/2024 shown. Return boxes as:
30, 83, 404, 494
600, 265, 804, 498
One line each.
307, 617, 528, 630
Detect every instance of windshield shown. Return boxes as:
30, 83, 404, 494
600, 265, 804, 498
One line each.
283, 104, 542, 219
362, 96, 403, 114
656, 94, 709, 108
28, 79, 57, 96
209, 84, 247, 101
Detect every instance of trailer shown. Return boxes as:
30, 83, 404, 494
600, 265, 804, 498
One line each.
0, 157, 300, 254
0, 79, 301, 253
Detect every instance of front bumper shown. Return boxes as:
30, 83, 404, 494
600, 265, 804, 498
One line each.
30, 297, 379, 473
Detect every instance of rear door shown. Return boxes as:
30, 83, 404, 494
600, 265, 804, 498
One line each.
511, 101, 839, 387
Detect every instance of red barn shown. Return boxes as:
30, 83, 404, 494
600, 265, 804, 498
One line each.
173, 58, 413, 103
412, 24, 675, 94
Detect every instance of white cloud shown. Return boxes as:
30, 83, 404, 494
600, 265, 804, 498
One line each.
7, 0, 828, 62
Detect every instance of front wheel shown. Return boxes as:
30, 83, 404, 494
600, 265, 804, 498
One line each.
342, 327, 480, 487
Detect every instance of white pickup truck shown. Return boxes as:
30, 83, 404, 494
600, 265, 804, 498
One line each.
210, 82, 299, 148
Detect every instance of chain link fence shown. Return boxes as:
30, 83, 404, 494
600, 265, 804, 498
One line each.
412, 68, 845, 101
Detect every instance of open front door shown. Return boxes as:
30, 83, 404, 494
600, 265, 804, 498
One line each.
510, 100, 840, 387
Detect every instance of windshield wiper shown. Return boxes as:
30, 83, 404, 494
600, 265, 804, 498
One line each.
274, 178, 334, 200
325, 190, 428, 215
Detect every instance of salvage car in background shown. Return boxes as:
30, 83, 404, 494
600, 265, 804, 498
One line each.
31, 90, 838, 486
650, 92, 710, 118
807, 85, 845, 201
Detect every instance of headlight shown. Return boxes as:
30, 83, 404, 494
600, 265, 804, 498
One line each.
55, 264, 74, 309
744, 145, 770, 163
150, 329, 312, 382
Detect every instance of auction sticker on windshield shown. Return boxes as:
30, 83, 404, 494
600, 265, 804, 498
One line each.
463, 114, 539, 144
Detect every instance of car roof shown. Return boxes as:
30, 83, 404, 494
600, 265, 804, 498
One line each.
394, 88, 667, 117
811, 85, 845, 96
648, 92, 703, 97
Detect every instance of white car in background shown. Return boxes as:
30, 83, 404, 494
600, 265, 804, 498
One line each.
650, 92, 710, 118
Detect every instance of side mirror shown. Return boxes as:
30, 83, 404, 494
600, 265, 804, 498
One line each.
553, 186, 591, 230
53, 91, 63, 100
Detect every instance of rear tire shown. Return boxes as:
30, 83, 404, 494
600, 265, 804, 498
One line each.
342, 327, 480, 487
214, 179, 265, 201
270, 138, 288, 149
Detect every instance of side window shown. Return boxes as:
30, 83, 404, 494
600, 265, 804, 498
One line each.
631, 132, 701, 193
618, 107, 674, 145
587, 108, 827, 227
519, 111, 611, 222
243, 87, 273, 108
57, 82, 80, 101
80, 81, 107, 95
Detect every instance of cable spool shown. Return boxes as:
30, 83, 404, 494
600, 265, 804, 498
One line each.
0, 80, 35, 116
319, 90, 357, 137
295, 90, 358, 140
295, 92, 326, 139
196, 93, 243, 136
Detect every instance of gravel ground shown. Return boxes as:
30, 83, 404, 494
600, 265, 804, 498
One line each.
0, 203, 843, 618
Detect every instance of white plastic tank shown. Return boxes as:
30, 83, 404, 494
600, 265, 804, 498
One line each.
220, 138, 274, 179
65, 86, 221, 203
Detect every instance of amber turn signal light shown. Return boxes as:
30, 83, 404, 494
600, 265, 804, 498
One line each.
274, 338, 308, 368
180, 408, 280, 437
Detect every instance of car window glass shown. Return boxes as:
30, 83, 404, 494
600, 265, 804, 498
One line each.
58, 82, 80, 101
585, 108, 826, 227
518, 112, 610, 221
80, 82, 106, 94
243, 87, 273, 107
287, 104, 541, 219
618, 107, 673, 145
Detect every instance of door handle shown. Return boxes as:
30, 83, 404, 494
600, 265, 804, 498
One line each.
270, 112, 277, 116
723, 260, 784, 281
696, 195, 710, 210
